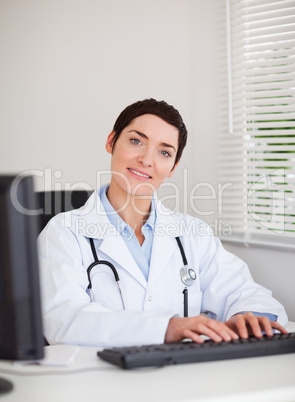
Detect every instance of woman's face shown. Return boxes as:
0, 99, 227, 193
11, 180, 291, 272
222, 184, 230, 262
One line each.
106, 114, 179, 198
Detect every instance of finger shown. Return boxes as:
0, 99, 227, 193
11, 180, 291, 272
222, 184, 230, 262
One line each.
206, 321, 239, 341
221, 324, 240, 340
183, 329, 205, 344
193, 323, 223, 342
247, 315, 263, 338
234, 315, 249, 339
257, 316, 274, 337
269, 321, 289, 334
219, 328, 239, 341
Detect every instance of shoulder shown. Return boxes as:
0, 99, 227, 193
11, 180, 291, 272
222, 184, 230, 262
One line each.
38, 189, 114, 242
37, 211, 81, 256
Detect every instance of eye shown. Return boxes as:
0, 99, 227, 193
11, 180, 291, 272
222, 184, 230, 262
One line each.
160, 150, 171, 158
130, 138, 141, 145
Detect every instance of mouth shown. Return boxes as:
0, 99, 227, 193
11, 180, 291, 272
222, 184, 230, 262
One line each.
128, 168, 152, 179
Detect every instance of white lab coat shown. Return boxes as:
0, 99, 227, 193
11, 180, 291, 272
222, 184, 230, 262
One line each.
38, 189, 288, 347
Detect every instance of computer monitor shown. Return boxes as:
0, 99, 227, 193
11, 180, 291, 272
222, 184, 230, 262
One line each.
0, 174, 44, 390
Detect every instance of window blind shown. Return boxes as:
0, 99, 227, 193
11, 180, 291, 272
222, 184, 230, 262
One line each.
217, 0, 295, 248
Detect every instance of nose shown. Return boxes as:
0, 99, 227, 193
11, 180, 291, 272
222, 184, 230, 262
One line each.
138, 149, 154, 167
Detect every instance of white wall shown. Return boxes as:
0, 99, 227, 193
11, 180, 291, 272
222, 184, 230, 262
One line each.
0, 0, 294, 320
0, 0, 193, 192
223, 242, 295, 321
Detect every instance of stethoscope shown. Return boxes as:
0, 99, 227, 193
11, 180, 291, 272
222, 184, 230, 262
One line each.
87, 236, 196, 316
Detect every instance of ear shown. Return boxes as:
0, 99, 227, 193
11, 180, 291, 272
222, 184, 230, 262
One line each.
167, 161, 179, 178
106, 131, 115, 154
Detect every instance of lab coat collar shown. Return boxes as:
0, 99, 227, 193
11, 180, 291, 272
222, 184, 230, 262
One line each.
70, 189, 182, 239
70, 190, 113, 238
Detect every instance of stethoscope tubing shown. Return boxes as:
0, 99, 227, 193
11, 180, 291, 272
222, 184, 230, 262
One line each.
175, 236, 188, 266
87, 236, 196, 313
87, 260, 120, 285
87, 238, 125, 308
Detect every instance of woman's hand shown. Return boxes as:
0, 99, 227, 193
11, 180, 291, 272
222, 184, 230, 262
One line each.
225, 312, 288, 338
165, 316, 239, 344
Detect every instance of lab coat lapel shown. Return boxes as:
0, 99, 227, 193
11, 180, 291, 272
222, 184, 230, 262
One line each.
71, 190, 147, 289
147, 232, 178, 289
147, 198, 181, 289
98, 234, 147, 289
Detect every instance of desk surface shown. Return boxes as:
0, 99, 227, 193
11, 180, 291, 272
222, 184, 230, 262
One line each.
0, 322, 295, 402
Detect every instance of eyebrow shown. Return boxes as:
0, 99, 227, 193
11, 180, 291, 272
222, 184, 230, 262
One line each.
128, 130, 177, 152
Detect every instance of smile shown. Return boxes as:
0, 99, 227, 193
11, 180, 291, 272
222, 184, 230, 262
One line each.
128, 168, 151, 179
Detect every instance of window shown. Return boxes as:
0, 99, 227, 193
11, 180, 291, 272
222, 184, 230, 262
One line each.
217, 0, 295, 248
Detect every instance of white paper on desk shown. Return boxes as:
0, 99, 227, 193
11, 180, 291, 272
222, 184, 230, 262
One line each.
13, 345, 80, 367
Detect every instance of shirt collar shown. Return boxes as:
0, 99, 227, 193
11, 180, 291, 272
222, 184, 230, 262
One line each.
99, 184, 156, 235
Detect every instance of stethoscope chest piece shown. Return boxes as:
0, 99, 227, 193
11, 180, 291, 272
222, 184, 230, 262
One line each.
180, 266, 197, 287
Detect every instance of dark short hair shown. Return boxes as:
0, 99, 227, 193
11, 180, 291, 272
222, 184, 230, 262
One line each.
111, 98, 187, 168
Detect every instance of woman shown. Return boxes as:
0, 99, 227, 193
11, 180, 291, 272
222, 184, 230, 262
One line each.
38, 98, 288, 347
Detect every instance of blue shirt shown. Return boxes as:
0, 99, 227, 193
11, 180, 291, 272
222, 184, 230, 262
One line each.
100, 185, 155, 281
239, 311, 277, 323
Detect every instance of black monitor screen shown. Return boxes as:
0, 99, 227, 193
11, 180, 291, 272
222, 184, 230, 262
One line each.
0, 175, 44, 362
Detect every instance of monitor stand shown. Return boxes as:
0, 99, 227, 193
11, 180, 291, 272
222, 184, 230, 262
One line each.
0, 377, 13, 394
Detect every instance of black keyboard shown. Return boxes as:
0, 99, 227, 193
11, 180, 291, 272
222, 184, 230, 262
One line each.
97, 332, 295, 369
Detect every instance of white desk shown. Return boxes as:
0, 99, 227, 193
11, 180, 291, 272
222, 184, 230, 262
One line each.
0, 322, 294, 402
